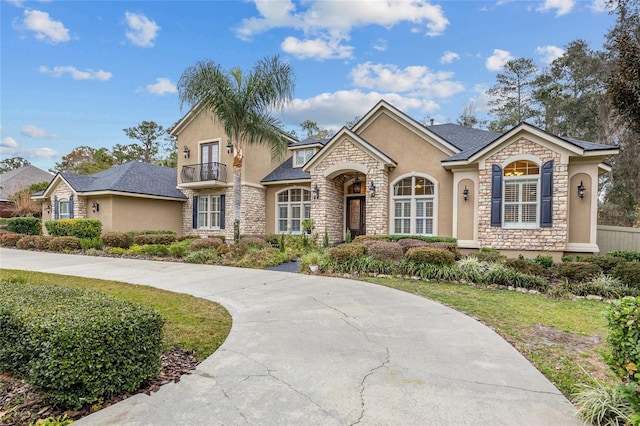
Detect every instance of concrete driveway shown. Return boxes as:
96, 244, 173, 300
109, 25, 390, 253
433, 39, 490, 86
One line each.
0, 248, 581, 425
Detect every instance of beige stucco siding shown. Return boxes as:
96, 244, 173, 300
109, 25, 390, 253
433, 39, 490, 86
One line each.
358, 112, 454, 237
568, 173, 592, 244
457, 179, 475, 241
109, 196, 184, 234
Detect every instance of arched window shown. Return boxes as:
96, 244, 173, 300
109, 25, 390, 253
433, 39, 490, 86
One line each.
277, 188, 311, 233
391, 175, 436, 235
503, 160, 539, 227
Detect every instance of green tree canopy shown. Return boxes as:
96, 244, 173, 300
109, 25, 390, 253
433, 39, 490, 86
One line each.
0, 157, 30, 173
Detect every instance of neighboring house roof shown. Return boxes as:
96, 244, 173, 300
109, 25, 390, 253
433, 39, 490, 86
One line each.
290, 138, 329, 148
0, 165, 53, 201
44, 162, 187, 200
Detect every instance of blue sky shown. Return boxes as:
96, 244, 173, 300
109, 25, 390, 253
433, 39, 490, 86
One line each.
1, 0, 616, 171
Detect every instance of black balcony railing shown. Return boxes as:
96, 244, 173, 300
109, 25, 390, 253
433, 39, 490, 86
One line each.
181, 162, 227, 184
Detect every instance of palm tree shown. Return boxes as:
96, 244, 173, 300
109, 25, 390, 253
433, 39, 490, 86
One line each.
177, 55, 295, 241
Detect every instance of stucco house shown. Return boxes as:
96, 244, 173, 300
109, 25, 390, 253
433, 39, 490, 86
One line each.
174, 100, 618, 259
37, 162, 187, 234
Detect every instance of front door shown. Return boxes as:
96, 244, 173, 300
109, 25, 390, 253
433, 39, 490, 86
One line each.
200, 142, 219, 181
346, 196, 366, 238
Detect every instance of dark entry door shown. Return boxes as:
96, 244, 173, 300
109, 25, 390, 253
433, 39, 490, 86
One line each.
346, 196, 366, 238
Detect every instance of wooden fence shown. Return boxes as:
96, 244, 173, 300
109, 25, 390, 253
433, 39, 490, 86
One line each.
597, 225, 640, 254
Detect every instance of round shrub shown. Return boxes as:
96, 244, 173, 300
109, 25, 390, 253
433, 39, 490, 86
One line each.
232, 236, 270, 256
612, 262, 640, 289
404, 246, 455, 266
7, 217, 41, 235
35, 236, 54, 250
505, 258, 543, 276
555, 261, 602, 283
329, 243, 366, 263
0, 233, 24, 247
581, 255, 624, 274
45, 219, 101, 238
185, 249, 219, 264
141, 244, 169, 256
189, 237, 224, 252
100, 232, 133, 249
474, 250, 506, 263
365, 240, 403, 262
49, 236, 81, 251
396, 238, 428, 253
16, 236, 39, 250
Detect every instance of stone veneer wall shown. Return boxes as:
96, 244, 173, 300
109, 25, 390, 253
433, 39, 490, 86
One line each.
310, 137, 389, 244
50, 181, 86, 219
181, 184, 266, 240
477, 137, 568, 251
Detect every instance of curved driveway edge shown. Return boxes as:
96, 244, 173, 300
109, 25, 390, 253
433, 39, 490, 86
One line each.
0, 249, 582, 425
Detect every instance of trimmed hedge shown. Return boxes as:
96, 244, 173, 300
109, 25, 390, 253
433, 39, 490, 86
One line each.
556, 261, 603, 283
613, 262, 640, 290
354, 234, 457, 244
16, 236, 40, 250
132, 233, 177, 246
45, 219, 102, 239
189, 237, 224, 252
609, 250, 640, 262
329, 243, 366, 263
404, 246, 455, 266
100, 231, 133, 249
365, 240, 403, 262
0, 281, 164, 408
0, 233, 24, 247
49, 236, 81, 252
7, 217, 41, 235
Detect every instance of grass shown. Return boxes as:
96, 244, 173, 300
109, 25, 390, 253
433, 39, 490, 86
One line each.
0, 269, 232, 362
363, 276, 617, 398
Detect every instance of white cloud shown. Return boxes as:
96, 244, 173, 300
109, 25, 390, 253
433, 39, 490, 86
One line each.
283, 90, 438, 129
1, 137, 19, 149
17, 9, 70, 44
538, 0, 575, 16
440, 51, 460, 64
373, 38, 387, 51
125, 11, 160, 47
281, 36, 353, 60
470, 83, 492, 114
590, 0, 610, 12
350, 62, 464, 99
146, 77, 177, 95
39, 65, 112, 81
20, 124, 58, 138
485, 49, 513, 71
536, 45, 565, 64
237, 0, 448, 60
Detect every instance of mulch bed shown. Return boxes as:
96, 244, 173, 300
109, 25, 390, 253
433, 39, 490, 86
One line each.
0, 347, 198, 425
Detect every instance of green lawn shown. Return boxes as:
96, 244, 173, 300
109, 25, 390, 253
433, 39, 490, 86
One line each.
0, 269, 232, 362
363, 276, 616, 398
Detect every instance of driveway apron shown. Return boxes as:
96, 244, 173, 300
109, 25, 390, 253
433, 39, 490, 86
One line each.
0, 249, 582, 425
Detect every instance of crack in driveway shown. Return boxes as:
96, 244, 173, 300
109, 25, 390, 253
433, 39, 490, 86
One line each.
351, 347, 391, 426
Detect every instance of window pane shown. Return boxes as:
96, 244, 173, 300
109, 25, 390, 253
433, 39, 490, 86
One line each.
414, 178, 434, 196
278, 192, 288, 202
278, 220, 288, 233
303, 203, 311, 219
295, 151, 304, 166
522, 204, 537, 223
302, 189, 311, 201
523, 182, 537, 202
279, 205, 288, 219
394, 178, 412, 196
290, 189, 301, 202
504, 183, 519, 202
198, 212, 208, 228
416, 219, 423, 234
505, 204, 518, 223
425, 219, 433, 235
198, 196, 208, 211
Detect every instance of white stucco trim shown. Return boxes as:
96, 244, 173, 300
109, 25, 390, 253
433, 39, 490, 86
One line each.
262, 179, 311, 186
457, 240, 480, 249
70, 190, 186, 201
500, 154, 541, 168
565, 242, 600, 253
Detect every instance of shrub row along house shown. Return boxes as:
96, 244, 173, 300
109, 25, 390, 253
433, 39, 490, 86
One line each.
38, 100, 617, 259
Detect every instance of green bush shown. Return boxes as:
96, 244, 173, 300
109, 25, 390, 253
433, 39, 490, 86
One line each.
604, 296, 640, 423
609, 251, 640, 262
404, 246, 455, 266
534, 254, 554, 269
365, 240, 403, 262
329, 243, 366, 263
234, 236, 269, 256
457, 256, 492, 283
0, 281, 164, 408
189, 238, 224, 252
399, 259, 461, 281
106, 247, 126, 255
45, 219, 101, 239
49, 236, 81, 252
574, 382, 634, 426
0, 233, 23, 247
7, 217, 41, 235
167, 241, 189, 258
473, 250, 506, 263
125, 244, 144, 256
613, 262, 640, 289
100, 232, 133, 249
128, 229, 177, 236
230, 247, 290, 269
132, 233, 177, 246
80, 237, 103, 250
184, 249, 219, 264
563, 274, 638, 299
140, 244, 169, 256
505, 258, 543, 276
582, 255, 624, 274
556, 261, 603, 283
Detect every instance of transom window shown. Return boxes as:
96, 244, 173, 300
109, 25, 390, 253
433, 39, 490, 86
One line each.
197, 195, 222, 229
293, 148, 315, 167
503, 160, 539, 227
392, 176, 435, 235
277, 188, 311, 233
59, 199, 70, 219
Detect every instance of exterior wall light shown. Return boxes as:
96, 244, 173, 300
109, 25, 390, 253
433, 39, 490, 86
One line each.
463, 186, 469, 202
312, 184, 320, 200
577, 181, 586, 199
369, 181, 376, 198
227, 139, 233, 154
353, 175, 361, 194
45, 204, 51, 214
92, 201, 100, 213
182, 145, 190, 159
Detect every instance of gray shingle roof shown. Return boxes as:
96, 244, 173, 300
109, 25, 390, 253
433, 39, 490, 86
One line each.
0, 165, 53, 201
60, 162, 186, 199
261, 157, 311, 183
291, 138, 329, 148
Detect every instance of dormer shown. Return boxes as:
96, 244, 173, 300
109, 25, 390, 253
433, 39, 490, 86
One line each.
289, 138, 327, 168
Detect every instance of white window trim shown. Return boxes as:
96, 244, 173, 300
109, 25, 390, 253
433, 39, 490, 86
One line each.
197, 194, 222, 230
59, 199, 70, 219
389, 173, 438, 236
275, 187, 311, 234
292, 148, 316, 168
501, 157, 542, 229
198, 138, 221, 164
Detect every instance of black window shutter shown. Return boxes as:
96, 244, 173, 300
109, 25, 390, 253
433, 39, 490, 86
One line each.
220, 195, 226, 229
540, 160, 553, 227
192, 196, 198, 229
69, 195, 74, 218
54, 195, 59, 220
490, 164, 502, 227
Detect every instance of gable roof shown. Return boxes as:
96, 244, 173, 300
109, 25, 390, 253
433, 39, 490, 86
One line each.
261, 157, 311, 183
0, 165, 53, 201
44, 162, 186, 200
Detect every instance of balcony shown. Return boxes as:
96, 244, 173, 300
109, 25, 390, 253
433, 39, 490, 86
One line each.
180, 162, 227, 188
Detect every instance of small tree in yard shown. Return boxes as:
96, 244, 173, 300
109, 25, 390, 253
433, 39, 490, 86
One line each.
178, 55, 295, 241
